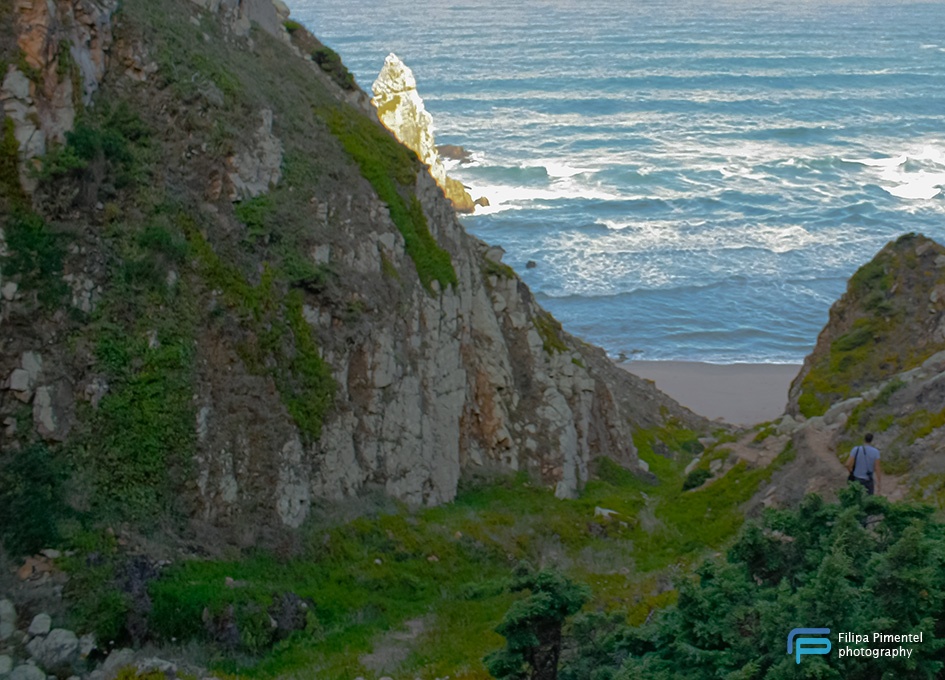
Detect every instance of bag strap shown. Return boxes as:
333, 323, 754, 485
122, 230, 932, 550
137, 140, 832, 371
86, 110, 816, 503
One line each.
852, 445, 862, 468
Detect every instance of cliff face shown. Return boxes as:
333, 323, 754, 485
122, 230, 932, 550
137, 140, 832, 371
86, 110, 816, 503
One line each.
756, 234, 945, 509
0, 0, 701, 541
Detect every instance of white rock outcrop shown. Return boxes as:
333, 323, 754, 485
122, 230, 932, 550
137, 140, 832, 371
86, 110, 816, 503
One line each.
372, 54, 477, 212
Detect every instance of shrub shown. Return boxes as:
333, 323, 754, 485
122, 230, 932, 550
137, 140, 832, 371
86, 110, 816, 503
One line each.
682, 468, 711, 491
0, 443, 69, 555
485, 566, 590, 680
312, 46, 355, 91
1, 211, 68, 307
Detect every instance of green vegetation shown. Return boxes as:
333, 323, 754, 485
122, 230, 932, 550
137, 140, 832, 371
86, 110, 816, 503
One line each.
1, 210, 68, 307
681, 468, 711, 491
61, 531, 131, 644
234, 194, 275, 242
533, 310, 568, 355
485, 567, 590, 680
121, 421, 808, 678
797, 237, 945, 418
554, 487, 945, 679
184, 220, 335, 441
312, 45, 356, 91
0, 116, 24, 205
324, 106, 457, 293
0, 442, 70, 555
81, 318, 197, 519
483, 257, 516, 280
38, 102, 151, 187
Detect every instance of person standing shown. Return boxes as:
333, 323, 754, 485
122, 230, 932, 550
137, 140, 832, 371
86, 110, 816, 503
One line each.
845, 433, 882, 495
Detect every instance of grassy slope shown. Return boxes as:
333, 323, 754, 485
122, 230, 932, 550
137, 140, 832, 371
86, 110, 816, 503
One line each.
145, 423, 794, 679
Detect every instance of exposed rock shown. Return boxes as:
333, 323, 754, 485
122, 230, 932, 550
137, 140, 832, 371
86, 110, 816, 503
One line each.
26, 629, 79, 673
188, 0, 290, 42
62, 274, 100, 313
32, 381, 74, 442
526, 260, 537, 269
78, 634, 96, 659
0, 656, 12, 676
1, 0, 706, 535
0, 600, 15, 641
101, 649, 135, 679
227, 109, 283, 200
372, 54, 478, 213
9, 666, 45, 680
134, 658, 176, 677
8, 351, 42, 402
437, 144, 471, 163
3, 0, 119, 190
27, 613, 51, 637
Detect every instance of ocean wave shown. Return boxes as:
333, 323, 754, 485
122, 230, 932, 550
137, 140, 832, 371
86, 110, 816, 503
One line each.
842, 155, 907, 167
881, 176, 944, 200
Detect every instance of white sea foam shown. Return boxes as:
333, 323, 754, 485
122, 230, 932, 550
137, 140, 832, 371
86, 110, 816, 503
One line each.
460, 179, 624, 215
882, 174, 944, 200
842, 155, 907, 167
592, 220, 854, 257
519, 159, 593, 178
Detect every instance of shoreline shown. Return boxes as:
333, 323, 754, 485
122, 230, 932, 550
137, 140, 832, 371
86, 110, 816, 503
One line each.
622, 360, 801, 427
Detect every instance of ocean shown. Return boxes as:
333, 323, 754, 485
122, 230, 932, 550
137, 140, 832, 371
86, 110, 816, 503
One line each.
287, 0, 945, 364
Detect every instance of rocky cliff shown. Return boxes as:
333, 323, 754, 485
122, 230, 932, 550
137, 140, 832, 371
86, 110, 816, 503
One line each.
0, 0, 702, 545
371, 53, 479, 213
754, 234, 945, 509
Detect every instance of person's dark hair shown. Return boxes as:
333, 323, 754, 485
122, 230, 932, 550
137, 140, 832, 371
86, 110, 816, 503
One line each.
865, 433, 874, 443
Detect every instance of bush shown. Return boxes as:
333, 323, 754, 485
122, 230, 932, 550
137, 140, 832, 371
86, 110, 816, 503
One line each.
0, 443, 69, 555
485, 566, 590, 680
682, 468, 711, 491
559, 489, 945, 679
1, 211, 67, 307
312, 46, 355, 91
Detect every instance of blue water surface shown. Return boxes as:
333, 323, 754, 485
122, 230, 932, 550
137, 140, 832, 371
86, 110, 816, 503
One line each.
288, 0, 945, 363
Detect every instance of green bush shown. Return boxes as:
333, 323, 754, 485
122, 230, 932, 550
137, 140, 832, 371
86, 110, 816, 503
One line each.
311, 46, 355, 90
0, 443, 69, 555
682, 468, 711, 491
485, 566, 590, 680
0, 116, 24, 204
559, 489, 945, 679
1, 211, 67, 307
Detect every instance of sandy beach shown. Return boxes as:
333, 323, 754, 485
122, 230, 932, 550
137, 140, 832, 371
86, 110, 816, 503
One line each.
624, 361, 801, 427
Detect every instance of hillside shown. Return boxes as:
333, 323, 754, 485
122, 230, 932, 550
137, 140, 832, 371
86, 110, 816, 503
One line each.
754, 234, 945, 509
0, 0, 705, 545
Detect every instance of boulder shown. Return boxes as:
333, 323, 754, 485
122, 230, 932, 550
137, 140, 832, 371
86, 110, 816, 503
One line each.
26, 629, 79, 673
134, 658, 176, 676
0, 600, 15, 640
9, 667, 45, 680
28, 614, 51, 637
0, 655, 12, 676
101, 649, 135, 680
